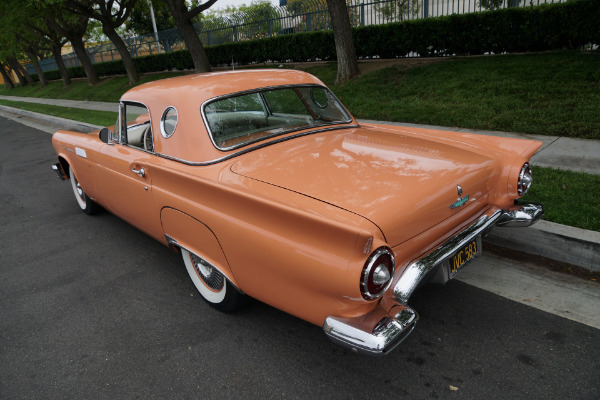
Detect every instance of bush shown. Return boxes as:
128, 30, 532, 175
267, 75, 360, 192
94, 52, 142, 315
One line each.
36, 0, 599, 81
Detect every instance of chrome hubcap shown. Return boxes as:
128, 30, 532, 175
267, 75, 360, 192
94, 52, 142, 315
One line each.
76, 181, 84, 197
191, 254, 224, 291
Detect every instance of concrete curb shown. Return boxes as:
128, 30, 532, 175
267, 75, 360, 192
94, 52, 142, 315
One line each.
0, 105, 102, 133
486, 221, 600, 272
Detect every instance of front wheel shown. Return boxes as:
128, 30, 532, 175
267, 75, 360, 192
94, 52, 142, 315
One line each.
181, 248, 246, 312
70, 168, 101, 215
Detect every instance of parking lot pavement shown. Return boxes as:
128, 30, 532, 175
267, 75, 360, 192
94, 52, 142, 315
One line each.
1, 117, 599, 400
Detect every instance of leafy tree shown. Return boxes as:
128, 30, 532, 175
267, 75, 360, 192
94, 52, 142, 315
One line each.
375, 0, 420, 22
64, 0, 140, 84
43, 2, 100, 86
287, 0, 332, 32
0, 0, 44, 86
162, 0, 219, 72
127, 0, 175, 35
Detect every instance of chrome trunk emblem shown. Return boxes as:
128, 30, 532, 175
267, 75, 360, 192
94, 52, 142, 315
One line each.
450, 184, 469, 209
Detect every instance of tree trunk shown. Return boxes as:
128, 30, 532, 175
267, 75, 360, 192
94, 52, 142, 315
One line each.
52, 43, 71, 86
170, 11, 212, 72
0, 63, 15, 89
27, 52, 48, 87
7, 59, 27, 86
102, 23, 139, 84
70, 36, 99, 86
326, 0, 359, 84
9, 58, 35, 86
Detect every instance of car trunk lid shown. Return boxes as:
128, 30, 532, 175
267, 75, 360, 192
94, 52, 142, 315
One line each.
230, 128, 499, 246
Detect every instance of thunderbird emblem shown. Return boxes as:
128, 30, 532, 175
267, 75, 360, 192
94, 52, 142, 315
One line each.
450, 185, 469, 209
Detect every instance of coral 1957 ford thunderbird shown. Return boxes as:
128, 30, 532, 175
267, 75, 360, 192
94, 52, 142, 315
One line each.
51, 69, 543, 355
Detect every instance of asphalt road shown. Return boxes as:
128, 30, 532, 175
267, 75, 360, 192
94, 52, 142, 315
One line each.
1, 117, 599, 400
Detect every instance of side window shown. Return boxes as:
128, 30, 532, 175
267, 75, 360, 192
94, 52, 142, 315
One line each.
124, 103, 153, 152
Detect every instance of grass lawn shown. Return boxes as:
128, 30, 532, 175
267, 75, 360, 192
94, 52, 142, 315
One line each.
0, 99, 118, 127
1, 52, 598, 138
523, 166, 600, 232
0, 71, 186, 103
306, 52, 600, 139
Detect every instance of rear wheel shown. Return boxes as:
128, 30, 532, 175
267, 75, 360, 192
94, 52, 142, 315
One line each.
181, 248, 246, 312
69, 168, 101, 215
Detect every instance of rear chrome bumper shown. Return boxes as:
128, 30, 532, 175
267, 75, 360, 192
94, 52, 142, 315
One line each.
323, 202, 544, 356
323, 304, 418, 356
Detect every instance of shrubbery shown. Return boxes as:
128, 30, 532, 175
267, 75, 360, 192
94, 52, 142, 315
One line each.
31, 0, 599, 82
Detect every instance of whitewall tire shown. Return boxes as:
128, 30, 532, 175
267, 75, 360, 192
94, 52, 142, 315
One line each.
181, 248, 246, 312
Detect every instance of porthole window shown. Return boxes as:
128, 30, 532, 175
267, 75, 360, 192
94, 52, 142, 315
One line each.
160, 106, 178, 138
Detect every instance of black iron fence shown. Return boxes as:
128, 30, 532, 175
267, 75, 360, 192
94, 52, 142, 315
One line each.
27, 0, 564, 74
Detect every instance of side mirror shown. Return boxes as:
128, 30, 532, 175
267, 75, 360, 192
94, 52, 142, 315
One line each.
99, 127, 111, 143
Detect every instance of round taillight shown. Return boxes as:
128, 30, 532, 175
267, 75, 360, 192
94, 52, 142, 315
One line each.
361, 248, 395, 300
518, 162, 533, 196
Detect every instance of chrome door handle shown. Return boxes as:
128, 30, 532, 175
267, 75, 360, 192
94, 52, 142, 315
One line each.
132, 167, 145, 177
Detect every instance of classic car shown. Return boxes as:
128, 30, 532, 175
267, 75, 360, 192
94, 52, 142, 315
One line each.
51, 69, 543, 355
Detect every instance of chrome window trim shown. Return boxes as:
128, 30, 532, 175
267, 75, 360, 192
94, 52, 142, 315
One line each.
155, 124, 359, 166
160, 106, 178, 138
200, 84, 354, 152
120, 100, 155, 153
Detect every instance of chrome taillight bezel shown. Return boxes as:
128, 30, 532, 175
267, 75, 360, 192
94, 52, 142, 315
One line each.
518, 162, 533, 196
360, 247, 395, 300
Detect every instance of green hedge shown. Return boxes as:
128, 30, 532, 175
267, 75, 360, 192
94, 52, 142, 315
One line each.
32, 0, 599, 82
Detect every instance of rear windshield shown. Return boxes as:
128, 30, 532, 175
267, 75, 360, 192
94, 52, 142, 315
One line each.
203, 85, 352, 150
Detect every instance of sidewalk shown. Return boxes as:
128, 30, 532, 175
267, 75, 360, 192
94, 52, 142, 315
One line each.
1, 95, 599, 272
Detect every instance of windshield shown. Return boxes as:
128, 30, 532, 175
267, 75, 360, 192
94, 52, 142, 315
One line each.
203, 85, 352, 150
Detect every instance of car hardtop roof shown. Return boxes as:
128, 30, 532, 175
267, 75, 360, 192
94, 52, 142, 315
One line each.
120, 69, 326, 106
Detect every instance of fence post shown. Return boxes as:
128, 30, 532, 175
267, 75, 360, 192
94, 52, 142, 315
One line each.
424, 0, 429, 18
360, 3, 365, 26
234, 26, 238, 42
268, 19, 273, 37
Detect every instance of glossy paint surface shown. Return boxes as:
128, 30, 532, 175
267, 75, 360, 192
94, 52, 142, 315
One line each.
52, 70, 542, 327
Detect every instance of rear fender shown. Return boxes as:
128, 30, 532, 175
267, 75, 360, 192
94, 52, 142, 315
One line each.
160, 207, 238, 287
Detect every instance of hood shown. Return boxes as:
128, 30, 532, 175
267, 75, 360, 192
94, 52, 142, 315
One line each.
231, 127, 499, 246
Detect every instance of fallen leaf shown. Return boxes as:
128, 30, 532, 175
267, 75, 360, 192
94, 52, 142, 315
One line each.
524, 299, 532, 302
449, 385, 459, 391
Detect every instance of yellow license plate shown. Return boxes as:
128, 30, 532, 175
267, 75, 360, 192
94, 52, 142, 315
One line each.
449, 236, 481, 278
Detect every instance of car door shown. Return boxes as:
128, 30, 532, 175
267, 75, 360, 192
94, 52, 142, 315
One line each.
93, 102, 163, 241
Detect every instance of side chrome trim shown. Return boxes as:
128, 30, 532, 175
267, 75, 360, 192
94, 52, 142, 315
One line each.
164, 234, 178, 245
323, 304, 418, 356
